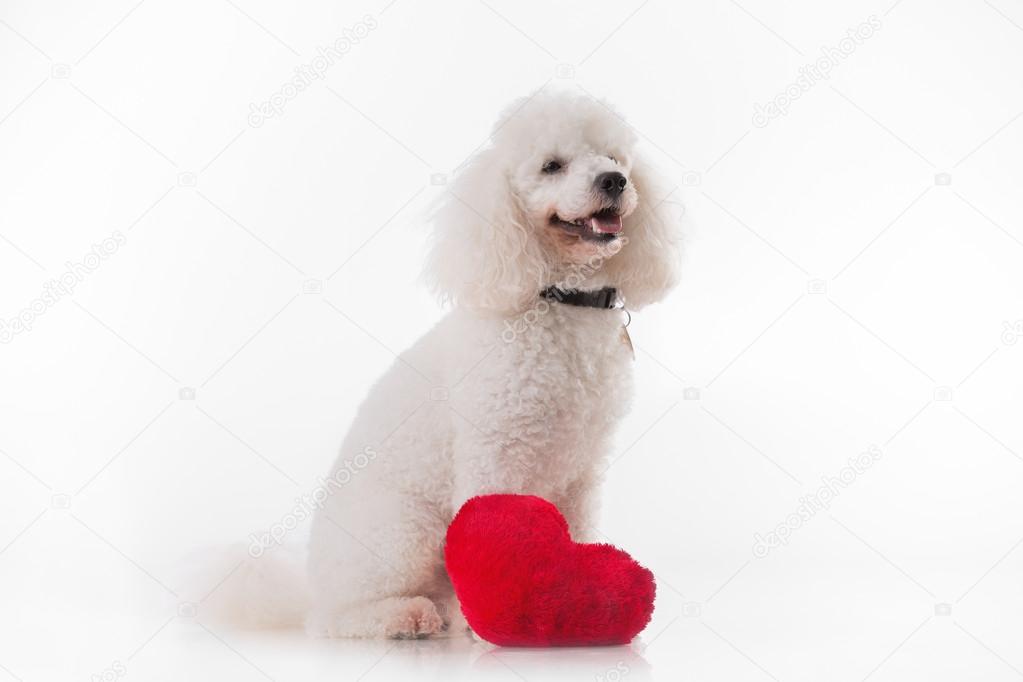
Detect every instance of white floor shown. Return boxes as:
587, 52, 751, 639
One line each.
3, 0, 1023, 680
6, 550, 1023, 682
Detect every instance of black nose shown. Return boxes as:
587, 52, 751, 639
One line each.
596, 171, 627, 198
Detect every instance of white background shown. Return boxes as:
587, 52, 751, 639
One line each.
2, 0, 1023, 680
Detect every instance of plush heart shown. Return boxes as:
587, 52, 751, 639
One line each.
444, 494, 656, 646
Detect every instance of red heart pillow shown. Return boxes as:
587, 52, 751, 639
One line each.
444, 494, 656, 646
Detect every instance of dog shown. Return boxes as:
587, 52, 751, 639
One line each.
301, 90, 683, 638
231, 89, 683, 639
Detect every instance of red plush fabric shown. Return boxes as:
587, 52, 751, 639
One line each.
444, 494, 656, 647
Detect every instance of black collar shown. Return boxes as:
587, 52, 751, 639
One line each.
540, 286, 619, 310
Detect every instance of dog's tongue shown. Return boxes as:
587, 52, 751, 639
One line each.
589, 213, 623, 234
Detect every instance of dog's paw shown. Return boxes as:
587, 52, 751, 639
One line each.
304, 597, 447, 639
386, 596, 445, 639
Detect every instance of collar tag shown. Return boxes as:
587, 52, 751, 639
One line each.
621, 325, 635, 360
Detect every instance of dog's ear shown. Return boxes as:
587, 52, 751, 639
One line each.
604, 155, 684, 310
426, 147, 547, 313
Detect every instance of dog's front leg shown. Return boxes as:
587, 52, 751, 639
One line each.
448, 410, 552, 513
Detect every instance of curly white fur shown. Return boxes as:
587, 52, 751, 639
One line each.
212, 89, 684, 638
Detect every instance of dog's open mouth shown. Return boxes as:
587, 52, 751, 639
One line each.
550, 208, 623, 243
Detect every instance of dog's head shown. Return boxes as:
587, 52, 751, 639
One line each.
428, 90, 682, 314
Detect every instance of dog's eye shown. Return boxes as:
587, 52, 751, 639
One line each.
541, 160, 563, 174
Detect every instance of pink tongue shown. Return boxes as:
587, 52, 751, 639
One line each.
589, 214, 623, 234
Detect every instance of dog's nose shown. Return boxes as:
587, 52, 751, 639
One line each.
596, 171, 627, 199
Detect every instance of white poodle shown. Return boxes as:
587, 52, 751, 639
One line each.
230, 89, 683, 638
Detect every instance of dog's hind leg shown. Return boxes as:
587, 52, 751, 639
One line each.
305, 494, 453, 639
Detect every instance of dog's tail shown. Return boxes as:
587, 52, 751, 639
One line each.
189, 543, 310, 629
